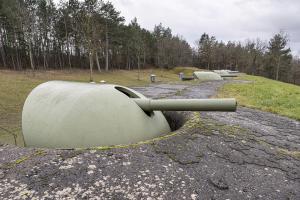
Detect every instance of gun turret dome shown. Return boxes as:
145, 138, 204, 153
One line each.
22, 81, 237, 148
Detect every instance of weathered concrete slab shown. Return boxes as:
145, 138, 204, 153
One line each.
0, 80, 299, 199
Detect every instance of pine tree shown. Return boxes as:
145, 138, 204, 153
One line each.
266, 31, 292, 81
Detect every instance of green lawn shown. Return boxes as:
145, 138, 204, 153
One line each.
217, 75, 300, 120
0, 68, 197, 146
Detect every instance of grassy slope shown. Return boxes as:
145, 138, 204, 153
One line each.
0, 67, 196, 145
217, 75, 300, 120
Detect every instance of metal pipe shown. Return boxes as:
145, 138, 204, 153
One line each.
220, 74, 238, 78
134, 98, 237, 112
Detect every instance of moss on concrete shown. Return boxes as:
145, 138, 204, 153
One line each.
277, 148, 300, 159
0, 150, 46, 169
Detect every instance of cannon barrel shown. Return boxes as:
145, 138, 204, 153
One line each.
133, 98, 237, 112
228, 70, 239, 73
22, 81, 238, 148
220, 74, 238, 78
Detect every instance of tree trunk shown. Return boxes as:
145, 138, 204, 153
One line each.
13, 29, 20, 69
126, 55, 130, 70
143, 50, 146, 66
105, 23, 109, 71
0, 28, 7, 68
11, 55, 16, 70
89, 51, 94, 82
128, 57, 131, 70
16, 49, 21, 70
275, 56, 281, 81
64, 17, 72, 70
137, 54, 140, 80
126, 46, 130, 70
45, 39, 49, 69
28, 42, 34, 70
58, 52, 62, 70
43, 49, 47, 70
251, 54, 257, 75
95, 52, 101, 72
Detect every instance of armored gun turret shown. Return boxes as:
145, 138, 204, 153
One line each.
22, 81, 237, 148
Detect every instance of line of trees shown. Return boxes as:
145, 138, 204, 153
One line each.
0, 0, 299, 85
0, 0, 192, 75
194, 32, 300, 84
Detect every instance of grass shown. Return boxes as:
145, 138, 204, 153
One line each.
0, 68, 193, 146
217, 75, 300, 120
171, 66, 201, 76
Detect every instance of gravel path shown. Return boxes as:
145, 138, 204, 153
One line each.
0, 80, 299, 200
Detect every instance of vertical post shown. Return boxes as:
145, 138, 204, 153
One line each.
179, 72, 184, 80
150, 74, 156, 83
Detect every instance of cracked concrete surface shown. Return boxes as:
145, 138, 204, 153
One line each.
0, 80, 299, 199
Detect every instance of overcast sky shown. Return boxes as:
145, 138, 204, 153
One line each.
108, 0, 300, 56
